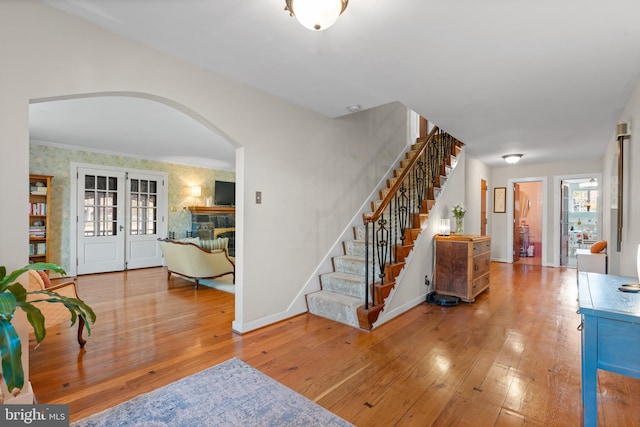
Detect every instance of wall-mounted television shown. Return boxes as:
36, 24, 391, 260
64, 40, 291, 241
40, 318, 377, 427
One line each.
214, 181, 235, 206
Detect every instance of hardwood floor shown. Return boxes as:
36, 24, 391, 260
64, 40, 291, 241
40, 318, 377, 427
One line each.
29, 263, 640, 426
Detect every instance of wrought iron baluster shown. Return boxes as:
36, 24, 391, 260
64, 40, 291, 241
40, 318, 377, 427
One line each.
360, 127, 461, 313
364, 220, 370, 309
375, 214, 389, 290
397, 183, 408, 247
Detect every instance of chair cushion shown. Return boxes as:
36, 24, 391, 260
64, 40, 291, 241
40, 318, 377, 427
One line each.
199, 237, 229, 251
590, 240, 607, 253
37, 270, 53, 288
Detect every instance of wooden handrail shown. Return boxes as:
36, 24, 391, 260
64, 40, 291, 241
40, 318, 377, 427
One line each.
358, 124, 462, 319
362, 126, 439, 224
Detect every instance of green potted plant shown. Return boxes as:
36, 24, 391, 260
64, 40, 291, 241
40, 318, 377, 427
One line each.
0, 262, 95, 402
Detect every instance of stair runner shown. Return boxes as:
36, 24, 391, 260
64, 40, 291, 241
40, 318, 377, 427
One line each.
306, 141, 460, 329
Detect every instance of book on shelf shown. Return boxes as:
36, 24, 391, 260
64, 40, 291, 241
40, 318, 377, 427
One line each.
29, 202, 47, 215
30, 186, 48, 195
29, 226, 46, 237
29, 242, 46, 256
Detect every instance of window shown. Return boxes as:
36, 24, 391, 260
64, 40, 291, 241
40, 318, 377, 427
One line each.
129, 178, 158, 235
571, 189, 598, 212
83, 175, 118, 237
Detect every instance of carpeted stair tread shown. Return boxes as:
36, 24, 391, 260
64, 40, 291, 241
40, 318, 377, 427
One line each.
344, 240, 370, 257
334, 255, 367, 275
305, 138, 463, 330
307, 290, 363, 328
321, 271, 366, 299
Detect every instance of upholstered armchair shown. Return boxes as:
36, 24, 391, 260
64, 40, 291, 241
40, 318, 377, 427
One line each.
158, 238, 235, 288
26, 270, 87, 348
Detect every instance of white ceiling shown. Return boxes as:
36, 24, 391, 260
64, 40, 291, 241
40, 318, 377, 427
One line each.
33, 0, 640, 168
30, 96, 236, 170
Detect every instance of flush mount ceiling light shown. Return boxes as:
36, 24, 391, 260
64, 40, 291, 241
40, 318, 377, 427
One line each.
346, 104, 361, 113
579, 178, 597, 188
285, 0, 349, 31
502, 154, 523, 164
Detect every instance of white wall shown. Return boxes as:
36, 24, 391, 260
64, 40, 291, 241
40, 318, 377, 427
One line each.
0, 2, 409, 335
490, 159, 602, 265
466, 158, 492, 235
605, 76, 640, 277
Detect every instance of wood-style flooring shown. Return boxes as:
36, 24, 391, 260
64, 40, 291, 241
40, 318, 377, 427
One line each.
28, 263, 640, 426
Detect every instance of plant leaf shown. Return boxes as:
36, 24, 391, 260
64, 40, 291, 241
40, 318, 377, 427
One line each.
6, 282, 27, 304
19, 290, 96, 337
18, 302, 46, 344
0, 318, 24, 391
0, 292, 17, 322
0, 263, 93, 395
0, 263, 65, 292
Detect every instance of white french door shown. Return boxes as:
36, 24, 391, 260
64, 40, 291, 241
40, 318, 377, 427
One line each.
77, 167, 126, 274
126, 172, 165, 269
75, 165, 166, 275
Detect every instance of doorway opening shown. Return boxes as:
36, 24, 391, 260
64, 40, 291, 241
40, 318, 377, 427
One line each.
29, 93, 239, 277
73, 164, 168, 275
514, 181, 543, 266
559, 176, 600, 268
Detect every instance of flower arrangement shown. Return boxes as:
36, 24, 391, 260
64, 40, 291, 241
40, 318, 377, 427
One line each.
451, 203, 466, 219
451, 203, 466, 234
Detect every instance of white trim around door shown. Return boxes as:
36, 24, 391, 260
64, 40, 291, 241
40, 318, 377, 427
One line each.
70, 162, 168, 276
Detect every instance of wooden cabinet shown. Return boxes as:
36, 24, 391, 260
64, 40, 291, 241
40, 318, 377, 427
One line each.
434, 234, 491, 302
29, 174, 53, 264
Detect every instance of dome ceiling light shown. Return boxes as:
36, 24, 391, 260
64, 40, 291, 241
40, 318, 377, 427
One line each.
284, 0, 349, 31
502, 154, 523, 164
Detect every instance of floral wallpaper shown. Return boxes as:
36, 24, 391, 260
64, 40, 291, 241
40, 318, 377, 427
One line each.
29, 143, 235, 272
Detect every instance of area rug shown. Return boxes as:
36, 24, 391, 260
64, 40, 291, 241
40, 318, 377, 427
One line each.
71, 358, 352, 427
199, 277, 235, 294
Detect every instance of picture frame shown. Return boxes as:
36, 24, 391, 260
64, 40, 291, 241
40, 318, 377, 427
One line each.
494, 187, 506, 213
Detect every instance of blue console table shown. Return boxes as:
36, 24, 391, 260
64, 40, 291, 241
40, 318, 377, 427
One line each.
578, 272, 640, 426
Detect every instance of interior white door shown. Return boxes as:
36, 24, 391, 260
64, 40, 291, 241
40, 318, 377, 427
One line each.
126, 172, 165, 269
77, 168, 126, 274
560, 182, 570, 266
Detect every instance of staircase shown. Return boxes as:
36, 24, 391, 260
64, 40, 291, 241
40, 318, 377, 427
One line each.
306, 127, 463, 330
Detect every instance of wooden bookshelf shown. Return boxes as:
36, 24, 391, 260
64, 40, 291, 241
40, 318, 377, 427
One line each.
29, 174, 52, 264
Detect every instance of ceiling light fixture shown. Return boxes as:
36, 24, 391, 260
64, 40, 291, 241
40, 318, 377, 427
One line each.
346, 104, 361, 113
285, 0, 349, 31
502, 154, 523, 164
579, 178, 597, 188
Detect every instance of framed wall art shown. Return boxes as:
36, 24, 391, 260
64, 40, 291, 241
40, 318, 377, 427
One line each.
494, 187, 506, 213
